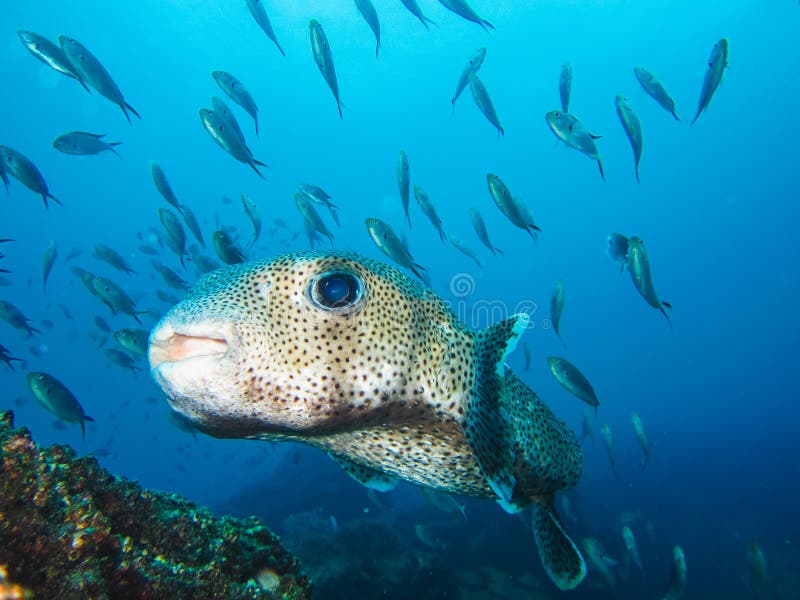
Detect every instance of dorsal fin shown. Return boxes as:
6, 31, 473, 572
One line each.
465, 313, 529, 504
329, 453, 398, 492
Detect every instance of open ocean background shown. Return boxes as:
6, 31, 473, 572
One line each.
1, 1, 799, 597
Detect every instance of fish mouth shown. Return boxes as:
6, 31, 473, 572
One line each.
148, 322, 229, 371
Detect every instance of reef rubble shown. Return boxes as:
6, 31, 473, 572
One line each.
0, 410, 310, 599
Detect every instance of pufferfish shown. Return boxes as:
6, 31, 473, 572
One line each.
148, 251, 586, 590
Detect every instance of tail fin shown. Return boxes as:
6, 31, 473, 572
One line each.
125, 101, 141, 120
532, 501, 587, 590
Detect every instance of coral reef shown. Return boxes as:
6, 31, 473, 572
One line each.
0, 410, 310, 599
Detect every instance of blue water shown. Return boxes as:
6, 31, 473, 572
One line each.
1, 1, 799, 598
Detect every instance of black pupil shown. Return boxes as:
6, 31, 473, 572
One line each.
317, 274, 358, 308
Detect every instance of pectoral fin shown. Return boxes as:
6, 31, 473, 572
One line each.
329, 453, 398, 492
465, 313, 529, 504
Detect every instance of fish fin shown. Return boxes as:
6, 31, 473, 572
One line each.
254, 117, 259, 137
77, 77, 92, 94
531, 500, 587, 590
252, 158, 269, 168
419, 15, 437, 30
598, 160, 606, 181
249, 162, 265, 178
660, 301, 673, 330
635, 165, 640, 183
275, 41, 287, 57
108, 143, 123, 158
47, 192, 63, 207
466, 313, 529, 503
590, 133, 602, 139
85, 415, 95, 422
492, 246, 504, 255
125, 102, 141, 120
672, 109, 681, 122
329, 453, 398, 492
337, 101, 343, 119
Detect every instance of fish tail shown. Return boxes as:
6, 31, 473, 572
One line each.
661, 301, 673, 330
635, 165, 640, 183
672, 109, 681, 122
492, 246, 504, 255
120, 104, 132, 124
497, 125, 505, 137
421, 16, 437, 30
109, 143, 123, 158
47, 192, 63, 207
375, 42, 380, 59
481, 20, 495, 32
531, 500, 587, 590
249, 161, 265, 179
125, 101, 141, 120
337, 101, 343, 120
276, 42, 286, 57
254, 117, 259, 137
598, 160, 606, 181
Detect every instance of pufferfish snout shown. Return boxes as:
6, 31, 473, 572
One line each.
148, 252, 421, 437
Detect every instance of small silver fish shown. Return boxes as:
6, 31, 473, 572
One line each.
397, 150, 411, 226
93, 243, 135, 275
486, 174, 540, 240
547, 357, 598, 410
626, 236, 672, 327
469, 74, 504, 136
615, 96, 643, 182
179, 203, 205, 248
559, 62, 572, 112
212, 71, 260, 136
113, 328, 149, 357
53, 131, 122, 157
310, 20, 343, 119
0, 300, 40, 337
544, 111, 605, 181
212, 230, 246, 265
449, 236, 482, 268
211, 96, 250, 152
452, 48, 486, 110
438, 0, 494, 31
158, 208, 187, 267
27, 371, 93, 437
365, 217, 426, 281
17, 30, 89, 91
199, 108, 267, 177
241, 194, 262, 248
600, 424, 616, 476
550, 279, 565, 343
414, 185, 446, 242
634, 67, 680, 121
295, 192, 334, 245
692, 38, 729, 125
622, 526, 644, 573
469, 208, 502, 255
0, 145, 61, 208
660, 546, 687, 600
399, 0, 436, 29
151, 162, 181, 209
245, 0, 285, 57
58, 35, 140, 123
42, 240, 57, 291
354, 0, 381, 58
631, 412, 651, 467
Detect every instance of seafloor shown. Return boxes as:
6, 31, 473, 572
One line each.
0, 409, 310, 599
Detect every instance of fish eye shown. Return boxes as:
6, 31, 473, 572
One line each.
310, 271, 363, 311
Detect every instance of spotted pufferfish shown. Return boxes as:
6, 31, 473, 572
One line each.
148, 251, 586, 589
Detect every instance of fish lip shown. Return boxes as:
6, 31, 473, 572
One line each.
148, 321, 230, 371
